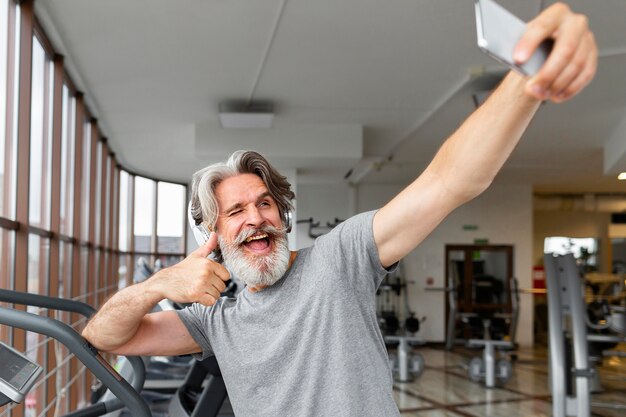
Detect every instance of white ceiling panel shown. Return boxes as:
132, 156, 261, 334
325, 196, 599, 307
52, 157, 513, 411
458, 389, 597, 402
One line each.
34, 0, 626, 193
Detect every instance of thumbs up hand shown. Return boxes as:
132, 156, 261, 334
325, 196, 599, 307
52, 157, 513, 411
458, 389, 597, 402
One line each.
147, 232, 231, 307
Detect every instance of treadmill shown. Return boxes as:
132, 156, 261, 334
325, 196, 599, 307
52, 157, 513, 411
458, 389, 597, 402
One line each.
0, 288, 230, 417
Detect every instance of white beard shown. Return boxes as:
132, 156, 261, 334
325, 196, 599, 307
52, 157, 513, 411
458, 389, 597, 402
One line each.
218, 226, 290, 289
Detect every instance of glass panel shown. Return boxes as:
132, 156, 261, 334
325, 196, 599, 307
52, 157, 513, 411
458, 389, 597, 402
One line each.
0, 0, 18, 220
58, 238, 73, 406
134, 176, 154, 252
544, 236, 598, 272
157, 182, 185, 253
94, 141, 102, 244
110, 163, 118, 249
157, 254, 183, 269
93, 250, 100, 309
79, 246, 89, 302
80, 120, 91, 242
28, 37, 54, 229
133, 255, 155, 284
103, 155, 112, 248
102, 250, 109, 293
0, 228, 14, 345
118, 254, 128, 289
58, 240, 72, 300
60, 85, 76, 236
27, 234, 50, 297
26, 234, 49, 415
118, 171, 131, 251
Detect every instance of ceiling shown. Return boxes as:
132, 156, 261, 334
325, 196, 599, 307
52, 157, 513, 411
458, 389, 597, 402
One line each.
35, 0, 626, 193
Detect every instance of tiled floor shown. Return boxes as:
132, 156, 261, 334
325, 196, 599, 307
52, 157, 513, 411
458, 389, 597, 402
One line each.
392, 345, 626, 417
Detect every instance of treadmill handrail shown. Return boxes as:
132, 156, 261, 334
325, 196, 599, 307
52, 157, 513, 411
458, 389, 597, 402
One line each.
0, 288, 96, 318
0, 288, 147, 414
0, 306, 151, 417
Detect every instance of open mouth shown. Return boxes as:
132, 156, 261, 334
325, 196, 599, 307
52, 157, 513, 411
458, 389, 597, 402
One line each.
242, 233, 271, 252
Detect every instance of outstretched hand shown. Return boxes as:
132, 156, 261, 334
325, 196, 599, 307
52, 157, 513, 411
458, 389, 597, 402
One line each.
514, 2, 597, 103
148, 232, 230, 307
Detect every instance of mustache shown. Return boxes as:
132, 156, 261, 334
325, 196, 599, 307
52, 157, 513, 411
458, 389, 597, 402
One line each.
233, 224, 286, 245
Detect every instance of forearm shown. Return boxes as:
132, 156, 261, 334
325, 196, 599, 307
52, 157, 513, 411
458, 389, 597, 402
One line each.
426, 71, 541, 203
82, 280, 164, 351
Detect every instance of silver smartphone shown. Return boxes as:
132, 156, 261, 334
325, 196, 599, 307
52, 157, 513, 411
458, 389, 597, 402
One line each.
475, 0, 552, 76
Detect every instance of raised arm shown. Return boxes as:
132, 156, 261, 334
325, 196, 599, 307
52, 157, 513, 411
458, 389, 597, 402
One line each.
82, 233, 230, 356
374, 2, 597, 267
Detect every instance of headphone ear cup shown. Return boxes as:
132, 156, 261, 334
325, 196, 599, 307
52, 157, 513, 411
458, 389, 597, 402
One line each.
188, 200, 212, 247
283, 211, 293, 233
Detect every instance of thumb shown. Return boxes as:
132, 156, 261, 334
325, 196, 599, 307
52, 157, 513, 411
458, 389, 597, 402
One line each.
194, 232, 219, 258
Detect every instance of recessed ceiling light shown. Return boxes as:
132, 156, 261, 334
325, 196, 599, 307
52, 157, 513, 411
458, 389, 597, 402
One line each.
618, 172, 626, 180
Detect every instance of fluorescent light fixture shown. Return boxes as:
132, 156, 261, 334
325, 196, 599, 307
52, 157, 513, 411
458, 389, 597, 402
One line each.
618, 172, 626, 180
218, 102, 274, 129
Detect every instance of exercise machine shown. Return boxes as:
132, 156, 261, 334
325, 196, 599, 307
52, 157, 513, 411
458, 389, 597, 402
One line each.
0, 341, 43, 406
0, 288, 149, 417
436, 274, 518, 386
444, 275, 519, 350
0, 288, 231, 417
377, 265, 426, 382
465, 277, 518, 387
544, 253, 626, 417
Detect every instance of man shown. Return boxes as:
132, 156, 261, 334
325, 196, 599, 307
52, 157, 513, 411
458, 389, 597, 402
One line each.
83, 3, 597, 416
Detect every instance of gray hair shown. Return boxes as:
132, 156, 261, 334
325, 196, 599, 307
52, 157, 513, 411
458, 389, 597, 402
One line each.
190, 150, 295, 231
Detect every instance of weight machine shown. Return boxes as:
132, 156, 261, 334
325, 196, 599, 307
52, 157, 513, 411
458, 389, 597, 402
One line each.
544, 253, 626, 417
431, 275, 519, 387
377, 265, 426, 382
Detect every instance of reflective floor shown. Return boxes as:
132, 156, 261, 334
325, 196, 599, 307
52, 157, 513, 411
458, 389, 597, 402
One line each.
393, 345, 626, 417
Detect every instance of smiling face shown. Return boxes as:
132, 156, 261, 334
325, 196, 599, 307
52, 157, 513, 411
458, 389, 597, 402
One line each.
214, 173, 290, 289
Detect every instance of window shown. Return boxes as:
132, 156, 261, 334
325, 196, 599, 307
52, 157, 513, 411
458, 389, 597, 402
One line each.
118, 170, 132, 251
94, 140, 103, 244
118, 254, 129, 289
544, 236, 598, 270
60, 84, 76, 236
134, 176, 155, 252
0, 228, 14, 345
0, 4, 190, 413
80, 119, 92, 242
28, 36, 54, 229
0, 0, 18, 220
157, 181, 185, 253
26, 234, 50, 415
103, 154, 113, 247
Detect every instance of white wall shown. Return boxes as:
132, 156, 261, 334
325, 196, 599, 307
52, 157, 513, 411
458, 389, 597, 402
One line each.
295, 182, 355, 249
297, 182, 534, 346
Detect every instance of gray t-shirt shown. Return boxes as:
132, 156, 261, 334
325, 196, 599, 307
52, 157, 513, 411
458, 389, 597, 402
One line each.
177, 210, 399, 417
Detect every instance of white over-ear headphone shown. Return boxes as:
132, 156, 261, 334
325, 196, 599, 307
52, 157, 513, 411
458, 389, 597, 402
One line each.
187, 201, 212, 247
283, 210, 293, 234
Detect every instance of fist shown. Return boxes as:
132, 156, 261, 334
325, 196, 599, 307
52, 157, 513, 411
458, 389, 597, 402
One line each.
515, 2, 597, 103
149, 233, 230, 307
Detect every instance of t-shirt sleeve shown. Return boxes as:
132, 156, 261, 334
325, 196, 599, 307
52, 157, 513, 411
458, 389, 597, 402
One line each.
314, 210, 397, 291
176, 303, 215, 360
